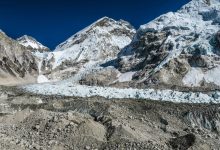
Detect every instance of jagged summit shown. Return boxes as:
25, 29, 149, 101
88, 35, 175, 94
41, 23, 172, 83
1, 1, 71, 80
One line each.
55, 16, 135, 52
17, 35, 49, 52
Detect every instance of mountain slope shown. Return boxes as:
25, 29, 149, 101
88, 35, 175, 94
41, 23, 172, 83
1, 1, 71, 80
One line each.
110, 0, 220, 89
17, 35, 50, 52
37, 17, 136, 81
0, 31, 39, 85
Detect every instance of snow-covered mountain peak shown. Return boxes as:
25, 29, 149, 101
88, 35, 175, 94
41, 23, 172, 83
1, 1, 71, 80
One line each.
48, 17, 135, 66
128, 0, 220, 60
17, 35, 49, 52
55, 16, 135, 52
35, 17, 136, 81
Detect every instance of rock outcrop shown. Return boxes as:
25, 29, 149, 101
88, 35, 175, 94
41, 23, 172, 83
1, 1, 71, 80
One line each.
0, 31, 38, 85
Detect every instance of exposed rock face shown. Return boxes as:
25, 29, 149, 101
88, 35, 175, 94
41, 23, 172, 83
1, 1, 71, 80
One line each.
17, 35, 50, 52
0, 31, 38, 85
209, 30, 220, 56
216, 30, 220, 47
117, 31, 169, 73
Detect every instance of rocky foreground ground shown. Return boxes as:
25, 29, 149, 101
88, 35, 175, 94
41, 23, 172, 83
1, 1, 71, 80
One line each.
0, 86, 219, 150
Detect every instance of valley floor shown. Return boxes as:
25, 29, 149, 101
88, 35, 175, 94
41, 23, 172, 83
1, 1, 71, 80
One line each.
0, 86, 219, 149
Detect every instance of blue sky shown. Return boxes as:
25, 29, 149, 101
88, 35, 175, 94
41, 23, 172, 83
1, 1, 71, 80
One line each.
0, 0, 190, 49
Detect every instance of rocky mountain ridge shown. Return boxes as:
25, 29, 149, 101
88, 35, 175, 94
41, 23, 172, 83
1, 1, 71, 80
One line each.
0, 32, 39, 85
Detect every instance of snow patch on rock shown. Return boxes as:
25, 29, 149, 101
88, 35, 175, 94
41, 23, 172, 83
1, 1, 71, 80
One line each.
204, 66, 220, 85
183, 66, 220, 87
37, 75, 50, 83
182, 68, 204, 87
117, 72, 136, 82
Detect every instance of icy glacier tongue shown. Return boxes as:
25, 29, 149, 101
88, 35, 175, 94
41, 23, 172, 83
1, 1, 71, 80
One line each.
115, 0, 220, 89
17, 35, 50, 52
21, 81, 220, 103
35, 17, 136, 81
